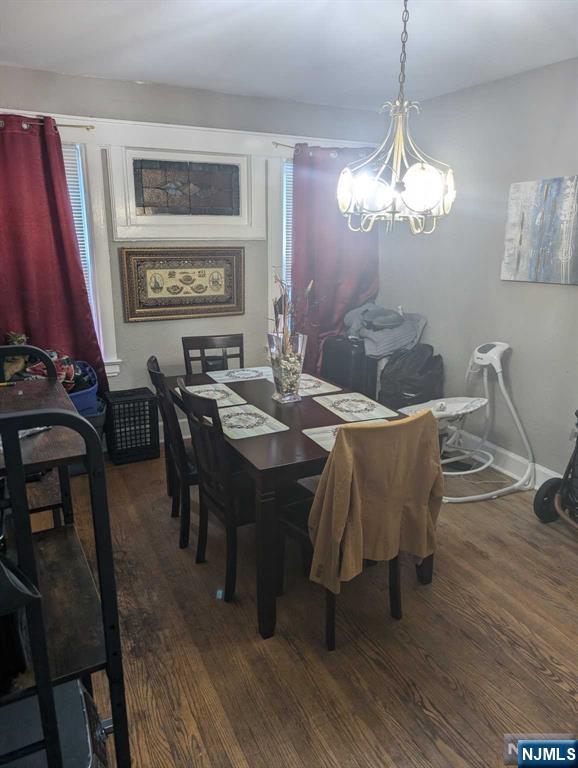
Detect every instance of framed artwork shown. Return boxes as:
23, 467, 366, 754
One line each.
119, 247, 245, 322
501, 175, 578, 285
109, 147, 266, 240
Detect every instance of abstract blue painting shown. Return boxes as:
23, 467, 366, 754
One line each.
501, 176, 578, 285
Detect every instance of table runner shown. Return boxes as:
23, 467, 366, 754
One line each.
313, 393, 397, 422
178, 383, 246, 408
207, 366, 272, 383
219, 404, 290, 440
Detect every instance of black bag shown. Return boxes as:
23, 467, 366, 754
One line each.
321, 336, 376, 396
378, 343, 444, 409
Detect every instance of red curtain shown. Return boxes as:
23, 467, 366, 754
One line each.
292, 144, 379, 373
0, 115, 107, 389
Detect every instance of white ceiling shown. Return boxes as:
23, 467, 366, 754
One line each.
0, 0, 577, 110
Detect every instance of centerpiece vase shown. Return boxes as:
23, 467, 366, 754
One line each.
267, 332, 307, 403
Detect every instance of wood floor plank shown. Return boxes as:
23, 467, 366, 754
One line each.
69, 458, 577, 768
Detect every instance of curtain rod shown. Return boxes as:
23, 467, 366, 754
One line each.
272, 141, 295, 150
6, 117, 96, 131
27, 119, 96, 131
58, 123, 95, 131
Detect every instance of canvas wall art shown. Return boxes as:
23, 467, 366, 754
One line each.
119, 247, 244, 322
501, 175, 578, 285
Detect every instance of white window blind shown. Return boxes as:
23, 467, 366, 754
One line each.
62, 143, 96, 319
282, 159, 294, 292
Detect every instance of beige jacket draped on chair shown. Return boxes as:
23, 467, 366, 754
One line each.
308, 411, 444, 594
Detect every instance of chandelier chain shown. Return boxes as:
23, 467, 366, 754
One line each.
398, 0, 409, 104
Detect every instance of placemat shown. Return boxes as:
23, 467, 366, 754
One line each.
207, 366, 272, 383
219, 404, 290, 440
179, 383, 246, 408
296, 374, 341, 397
313, 393, 398, 422
303, 420, 393, 452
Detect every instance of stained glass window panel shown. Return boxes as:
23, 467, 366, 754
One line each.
133, 159, 240, 216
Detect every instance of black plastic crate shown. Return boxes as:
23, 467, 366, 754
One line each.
104, 387, 159, 465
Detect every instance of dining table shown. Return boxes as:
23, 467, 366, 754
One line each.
168, 369, 396, 639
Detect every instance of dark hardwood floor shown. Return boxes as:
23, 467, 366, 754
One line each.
69, 459, 578, 767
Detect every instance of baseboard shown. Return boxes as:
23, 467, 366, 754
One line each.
460, 431, 558, 489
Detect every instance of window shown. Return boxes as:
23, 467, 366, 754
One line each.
62, 143, 96, 323
282, 159, 293, 293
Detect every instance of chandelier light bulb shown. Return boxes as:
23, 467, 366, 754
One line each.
337, 0, 455, 235
401, 163, 445, 213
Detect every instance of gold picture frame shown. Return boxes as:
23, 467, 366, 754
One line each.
119, 247, 245, 322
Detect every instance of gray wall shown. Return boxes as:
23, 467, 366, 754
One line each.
0, 64, 381, 391
378, 58, 578, 472
0, 65, 382, 142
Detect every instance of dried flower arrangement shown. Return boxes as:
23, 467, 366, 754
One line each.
269, 273, 313, 402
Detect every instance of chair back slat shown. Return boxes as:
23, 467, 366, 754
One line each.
181, 334, 244, 375
147, 356, 188, 472
177, 378, 235, 519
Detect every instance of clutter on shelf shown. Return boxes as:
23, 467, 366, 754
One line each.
2, 332, 101, 416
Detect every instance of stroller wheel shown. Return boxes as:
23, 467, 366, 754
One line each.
533, 478, 562, 523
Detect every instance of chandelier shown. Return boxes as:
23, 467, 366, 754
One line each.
337, 0, 455, 234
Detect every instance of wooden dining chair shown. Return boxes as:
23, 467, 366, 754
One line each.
182, 334, 244, 375
177, 379, 255, 602
147, 357, 199, 550
278, 414, 443, 650
277, 497, 404, 651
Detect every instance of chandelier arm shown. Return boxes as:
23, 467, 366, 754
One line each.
423, 218, 437, 234
409, 216, 425, 234
399, 130, 411, 170
404, 117, 451, 170
346, 119, 395, 173
381, 138, 396, 168
361, 215, 377, 232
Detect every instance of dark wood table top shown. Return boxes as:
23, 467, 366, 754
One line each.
0, 379, 85, 473
169, 372, 352, 482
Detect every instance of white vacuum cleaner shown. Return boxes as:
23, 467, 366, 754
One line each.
401, 342, 535, 503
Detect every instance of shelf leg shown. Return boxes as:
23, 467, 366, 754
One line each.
57, 466, 73, 525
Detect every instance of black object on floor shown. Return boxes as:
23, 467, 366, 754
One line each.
104, 387, 160, 465
534, 409, 578, 525
0, 680, 108, 767
320, 336, 379, 397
